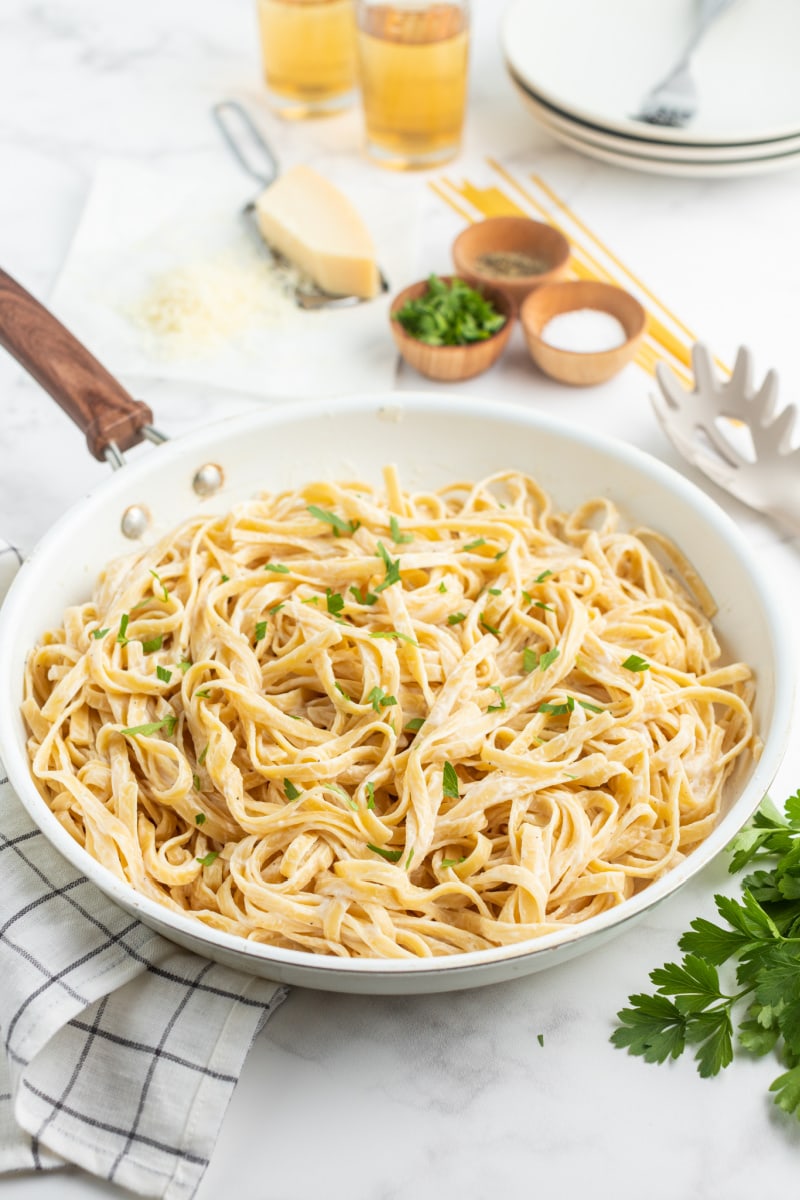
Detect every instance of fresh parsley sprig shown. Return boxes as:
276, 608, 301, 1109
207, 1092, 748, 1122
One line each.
612, 790, 800, 1121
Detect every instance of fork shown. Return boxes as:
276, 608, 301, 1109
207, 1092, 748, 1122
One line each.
632, 0, 736, 129
651, 344, 800, 537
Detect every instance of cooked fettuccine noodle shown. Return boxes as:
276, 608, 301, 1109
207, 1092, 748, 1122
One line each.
22, 468, 756, 958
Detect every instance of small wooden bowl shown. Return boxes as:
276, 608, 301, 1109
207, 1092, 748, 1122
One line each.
389, 276, 514, 382
520, 280, 646, 386
452, 217, 571, 311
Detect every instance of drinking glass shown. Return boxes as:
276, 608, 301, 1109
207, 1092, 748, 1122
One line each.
355, 0, 470, 169
256, 0, 358, 119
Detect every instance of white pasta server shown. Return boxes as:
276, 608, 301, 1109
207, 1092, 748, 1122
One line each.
651, 343, 800, 538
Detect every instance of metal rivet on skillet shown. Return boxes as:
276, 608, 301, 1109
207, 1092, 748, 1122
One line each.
120, 504, 150, 539
193, 463, 225, 497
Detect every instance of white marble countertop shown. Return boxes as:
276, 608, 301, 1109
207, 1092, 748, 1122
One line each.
2, 1, 800, 1197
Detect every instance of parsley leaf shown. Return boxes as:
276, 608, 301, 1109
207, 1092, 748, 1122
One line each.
370, 630, 418, 646
117, 613, 130, 645
612, 789, 800, 1123
92, 627, 110, 640
284, 778, 302, 801
255, 621, 268, 642
374, 541, 401, 593
389, 515, 413, 544
121, 715, 176, 738
462, 537, 486, 552
196, 851, 219, 867
349, 584, 378, 606
366, 842, 403, 862
622, 654, 650, 672
365, 782, 376, 810
156, 665, 172, 683
195, 813, 206, 826
307, 505, 360, 537
447, 612, 466, 626
264, 563, 290, 573
326, 589, 345, 615
405, 718, 425, 733
534, 570, 553, 583
480, 615, 501, 637
442, 761, 459, 799
149, 568, 169, 601
368, 686, 397, 713
141, 634, 163, 654
487, 684, 506, 713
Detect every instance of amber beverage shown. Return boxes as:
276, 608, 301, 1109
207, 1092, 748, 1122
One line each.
257, 0, 357, 118
356, 2, 469, 168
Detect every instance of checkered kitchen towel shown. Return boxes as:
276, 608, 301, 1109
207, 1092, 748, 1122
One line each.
0, 766, 287, 1198
0, 537, 287, 1195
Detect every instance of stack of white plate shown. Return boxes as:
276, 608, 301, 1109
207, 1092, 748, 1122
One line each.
501, 0, 800, 179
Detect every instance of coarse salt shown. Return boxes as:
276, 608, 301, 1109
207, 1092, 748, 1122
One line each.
541, 308, 626, 354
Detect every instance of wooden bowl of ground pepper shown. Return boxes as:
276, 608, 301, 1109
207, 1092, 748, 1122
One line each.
452, 216, 571, 312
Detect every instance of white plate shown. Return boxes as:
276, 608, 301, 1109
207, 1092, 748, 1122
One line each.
509, 68, 800, 163
512, 79, 800, 178
0, 395, 793, 993
502, 0, 800, 147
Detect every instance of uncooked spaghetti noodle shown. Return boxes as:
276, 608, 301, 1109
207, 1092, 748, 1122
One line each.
22, 468, 756, 958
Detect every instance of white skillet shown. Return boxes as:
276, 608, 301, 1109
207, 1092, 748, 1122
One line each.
0, 269, 793, 993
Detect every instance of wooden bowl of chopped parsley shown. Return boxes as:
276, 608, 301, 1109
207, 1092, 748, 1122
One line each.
389, 274, 514, 381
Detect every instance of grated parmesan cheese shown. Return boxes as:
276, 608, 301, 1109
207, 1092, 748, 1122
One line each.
129, 251, 301, 357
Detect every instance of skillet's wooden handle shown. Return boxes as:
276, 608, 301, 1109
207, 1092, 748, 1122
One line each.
0, 267, 154, 462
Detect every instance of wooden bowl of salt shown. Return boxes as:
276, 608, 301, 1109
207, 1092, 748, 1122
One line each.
520, 280, 646, 386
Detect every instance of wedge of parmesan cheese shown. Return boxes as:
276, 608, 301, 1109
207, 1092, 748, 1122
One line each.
254, 165, 380, 300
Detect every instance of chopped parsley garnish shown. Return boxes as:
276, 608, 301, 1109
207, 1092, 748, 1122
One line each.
92, 627, 109, 640
121, 715, 177, 737
365, 782, 376, 810
487, 685, 506, 713
374, 541, 401, 593
264, 563, 290, 573
326, 589, 345, 616
488, 588, 502, 596
370, 630, 418, 646
437, 581, 447, 593
441, 856, 466, 869
141, 634, 163, 654
177, 658, 192, 673
156, 665, 172, 683
221, 574, 230, 583
368, 686, 397, 713
283, 778, 302, 801
405, 849, 415, 870
117, 614, 130, 644
192, 773, 201, 792
525, 646, 560, 673
535, 570, 553, 583
366, 842, 403, 862
623, 654, 650, 672
195, 689, 211, 699
335, 683, 351, 701
198, 744, 209, 766
494, 549, 507, 561
462, 537, 486, 552
269, 603, 285, 615
480, 615, 501, 637
535, 602, 554, 613
349, 584, 378, 606
149, 568, 169, 601
447, 612, 466, 626
196, 851, 219, 867
539, 696, 603, 716
255, 621, 268, 642
307, 505, 360, 537
522, 590, 533, 606
389, 515, 413, 544
405, 718, 425, 733
195, 813, 206, 826
537, 1034, 545, 1048
393, 274, 506, 347
442, 761, 459, 799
